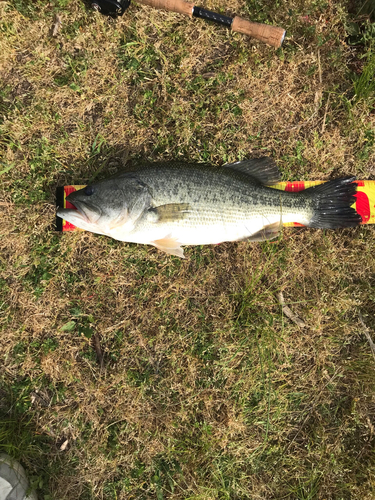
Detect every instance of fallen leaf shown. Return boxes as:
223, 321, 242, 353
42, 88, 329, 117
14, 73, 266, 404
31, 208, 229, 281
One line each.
278, 292, 306, 328
52, 14, 62, 37
60, 439, 69, 451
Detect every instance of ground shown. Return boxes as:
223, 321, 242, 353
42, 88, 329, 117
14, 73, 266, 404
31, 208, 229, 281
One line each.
0, 0, 375, 498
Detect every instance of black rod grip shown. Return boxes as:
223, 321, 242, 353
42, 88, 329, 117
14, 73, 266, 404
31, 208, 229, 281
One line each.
192, 6, 232, 27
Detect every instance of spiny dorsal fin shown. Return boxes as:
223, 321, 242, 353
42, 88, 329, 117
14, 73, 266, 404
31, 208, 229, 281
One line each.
149, 203, 191, 223
223, 157, 280, 185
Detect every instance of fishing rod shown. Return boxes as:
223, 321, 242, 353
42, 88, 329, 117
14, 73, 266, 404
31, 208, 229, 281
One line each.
90, 0, 286, 48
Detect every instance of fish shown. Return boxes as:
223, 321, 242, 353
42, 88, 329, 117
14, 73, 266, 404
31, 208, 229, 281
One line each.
56, 158, 362, 258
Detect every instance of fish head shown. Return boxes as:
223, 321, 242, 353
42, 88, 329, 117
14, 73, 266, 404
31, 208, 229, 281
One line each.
57, 181, 130, 234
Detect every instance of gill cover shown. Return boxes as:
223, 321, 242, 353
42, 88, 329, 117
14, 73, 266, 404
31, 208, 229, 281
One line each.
58, 175, 152, 234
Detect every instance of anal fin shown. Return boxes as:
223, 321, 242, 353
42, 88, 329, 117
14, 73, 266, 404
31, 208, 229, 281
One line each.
247, 221, 282, 242
152, 236, 185, 258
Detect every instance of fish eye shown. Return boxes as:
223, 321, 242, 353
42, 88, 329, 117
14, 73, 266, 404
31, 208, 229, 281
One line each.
84, 185, 94, 196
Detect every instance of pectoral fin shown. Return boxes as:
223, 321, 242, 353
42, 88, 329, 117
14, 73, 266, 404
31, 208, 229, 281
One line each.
247, 221, 282, 242
152, 237, 185, 258
150, 203, 191, 223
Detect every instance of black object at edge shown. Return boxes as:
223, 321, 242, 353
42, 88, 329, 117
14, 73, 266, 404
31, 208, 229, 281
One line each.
56, 186, 64, 232
90, 0, 131, 17
192, 7, 233, 27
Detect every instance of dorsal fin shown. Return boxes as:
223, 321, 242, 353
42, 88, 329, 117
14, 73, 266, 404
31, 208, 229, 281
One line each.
223, 157, 280, 185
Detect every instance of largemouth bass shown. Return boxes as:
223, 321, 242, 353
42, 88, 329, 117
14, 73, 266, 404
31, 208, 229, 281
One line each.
56, 158, 361, 257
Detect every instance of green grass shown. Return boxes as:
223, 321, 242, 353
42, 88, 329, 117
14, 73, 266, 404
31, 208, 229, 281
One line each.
1, 0, 375, 498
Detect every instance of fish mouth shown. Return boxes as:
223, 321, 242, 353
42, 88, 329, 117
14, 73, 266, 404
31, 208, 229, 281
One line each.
57, 200, 101, 227
56, 209, 89, 230
57, 202, 90, 225
66, 200, 91, 223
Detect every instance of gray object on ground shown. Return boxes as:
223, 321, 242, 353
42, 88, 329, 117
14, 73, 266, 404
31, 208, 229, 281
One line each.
0, 454, 37, 500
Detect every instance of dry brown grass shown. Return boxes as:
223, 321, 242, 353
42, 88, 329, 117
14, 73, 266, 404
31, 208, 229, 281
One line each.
1, 0, 375, 498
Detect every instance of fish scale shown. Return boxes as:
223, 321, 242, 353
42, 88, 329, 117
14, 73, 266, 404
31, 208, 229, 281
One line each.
130, 163, 311, 234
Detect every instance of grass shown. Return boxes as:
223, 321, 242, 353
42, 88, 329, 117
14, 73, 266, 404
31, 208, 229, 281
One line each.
1, 0, 375, 498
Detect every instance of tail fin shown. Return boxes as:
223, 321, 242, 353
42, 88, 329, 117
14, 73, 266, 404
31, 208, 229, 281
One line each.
304, 177, 362, 228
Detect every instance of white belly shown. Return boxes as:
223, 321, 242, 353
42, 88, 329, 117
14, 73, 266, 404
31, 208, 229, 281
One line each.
109, 211, 309, 246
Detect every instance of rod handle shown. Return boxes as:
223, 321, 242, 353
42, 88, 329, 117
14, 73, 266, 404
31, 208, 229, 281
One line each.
137, 0, 193, 17
232, 17, 286, 48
